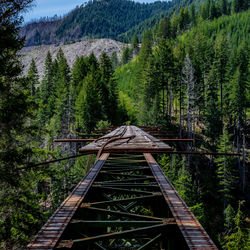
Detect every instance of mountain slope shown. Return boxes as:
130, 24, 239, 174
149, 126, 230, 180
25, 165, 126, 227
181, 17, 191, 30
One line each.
118, 0, 205, 42
21, 39, 126, 79
21, 0, 173, 46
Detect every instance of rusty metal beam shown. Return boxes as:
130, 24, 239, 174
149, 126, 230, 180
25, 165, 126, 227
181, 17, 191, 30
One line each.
57, 224, 173, 248
54, 138, 195, 142
86, 193, 162, 207
144, 153, 218, 250
27, 153, 110, 249
28, 126, 219, 250
79, 147, 240, 156
80, 206, 163, 221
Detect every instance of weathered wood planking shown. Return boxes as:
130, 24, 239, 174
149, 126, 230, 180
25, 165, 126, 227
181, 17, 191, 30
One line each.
79, 125, 172, 154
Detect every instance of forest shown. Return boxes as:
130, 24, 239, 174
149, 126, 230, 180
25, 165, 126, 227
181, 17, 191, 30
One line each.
21, 0, 174, 46
0, 0, 249, 249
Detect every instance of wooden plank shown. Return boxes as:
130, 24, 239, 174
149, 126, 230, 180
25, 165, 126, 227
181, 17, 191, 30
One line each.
27, 153, 109, 250
79, 126, 172, 153
144, 153, 218, 250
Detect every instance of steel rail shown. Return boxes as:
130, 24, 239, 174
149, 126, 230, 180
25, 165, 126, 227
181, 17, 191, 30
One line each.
27, 153, 109, 249
28, 126, 219, 249
144, 153, 218, 250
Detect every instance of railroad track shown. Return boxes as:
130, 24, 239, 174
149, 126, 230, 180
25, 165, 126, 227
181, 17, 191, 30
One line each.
28, 126, 218, 249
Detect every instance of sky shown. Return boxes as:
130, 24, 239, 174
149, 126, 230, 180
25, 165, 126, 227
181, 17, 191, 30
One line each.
23, 0, 159, 23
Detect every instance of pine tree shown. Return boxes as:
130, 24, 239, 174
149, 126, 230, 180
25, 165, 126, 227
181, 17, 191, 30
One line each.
38, 51, 53, 124
88, 52, 99, 72
215, 127, 238, 209
157, 16, 171, 40
53, 48, 71, 134
155, 39, 174, 117
139, 29, 153, 66
111, 51, 119, 69
121, 46, 132, 65
190, 3, 197, 26
139, 57, 158, 125
75, 72, 102, 133
224, 204, 235, 233
230, 42, 248, 129
27, 59, 39, 96
131, 34, 139, 55
182, 55, 196, 139
225, 201, 249, 249
0, 1, 47, 247
204, 65, 222, 142
219, 0, 229, 15
100, 52, 118, 124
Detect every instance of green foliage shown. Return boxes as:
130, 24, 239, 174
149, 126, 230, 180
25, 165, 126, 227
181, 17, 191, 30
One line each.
100, 52, 119, 124
139, 29, 153, 66
75, 72, 102, 133
0, 1, 50, 248
224, 204, 236, 233
121, 46, 132, 65
111, 51, 119, 69
131, 34, 140, 55
24, 0, 173, 46
27, 59, 39, 96
38, 51, 54, 124
215, 128, 238, 207
53, 48, 71, 133
204, 65, 222, 141
224, 201, 249, 249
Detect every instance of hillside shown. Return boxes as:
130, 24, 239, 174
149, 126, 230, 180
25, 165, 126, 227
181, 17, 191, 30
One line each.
21, 0, 173, 46
118, 0, 196, 42
20, 38, 126, 79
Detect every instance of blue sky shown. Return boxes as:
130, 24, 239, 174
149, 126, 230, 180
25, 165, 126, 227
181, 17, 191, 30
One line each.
23, 0, 160, 23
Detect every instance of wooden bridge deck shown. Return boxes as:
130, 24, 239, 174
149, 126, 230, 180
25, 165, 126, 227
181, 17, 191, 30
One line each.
28, 126, 217, 249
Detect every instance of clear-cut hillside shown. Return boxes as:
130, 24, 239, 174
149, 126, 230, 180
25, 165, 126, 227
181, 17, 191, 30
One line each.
20, 39, 126, 80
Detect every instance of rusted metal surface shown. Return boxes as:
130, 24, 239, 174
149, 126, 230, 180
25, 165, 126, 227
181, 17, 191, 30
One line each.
54, 154, 180, 249
54, 139, 95, 142
144, 153, 218, 250
27, 153, 109, 249
54, 138, 194, 142
28, 126, 219, 249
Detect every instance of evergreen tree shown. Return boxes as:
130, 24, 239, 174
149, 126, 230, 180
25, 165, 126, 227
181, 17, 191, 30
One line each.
219, 0, 229, 15
139, 56, 161, 125
224, 204, 235, 233
157, 16, 171, 40
204, 65, 222, 142
38, 51, 53, 124
190, 3, 197, 26
27, 59, 39, 96
182, 54, 196, 139
178, 8, 190, 32
215, 127, 238, 209
121, 46, 132, 65
155, 39, 174, 117
229, 42, 248, 128
213, 33, 230, 123
88, 52, 99, 72
225, 201, 249, 249
100, 52, 118, 124
139, 29, 153, 66
111, 51, 119, 69
131, 34, 139, 55
0, 1, 47, 247
53, 48, 71, 134
75, 72, 102, 133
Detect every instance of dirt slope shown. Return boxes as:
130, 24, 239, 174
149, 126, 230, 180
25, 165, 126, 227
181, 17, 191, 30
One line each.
21, 39, 127, 80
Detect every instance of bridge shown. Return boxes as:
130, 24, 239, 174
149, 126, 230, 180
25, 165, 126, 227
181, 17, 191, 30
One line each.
28, 126, 218, 249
